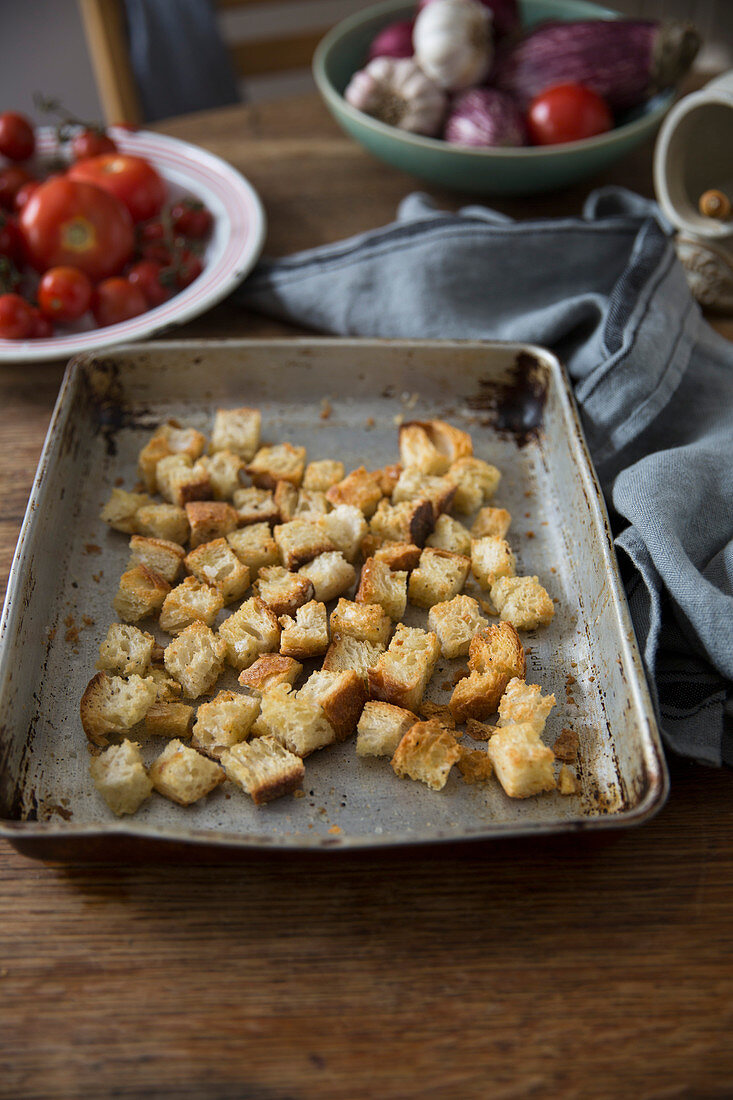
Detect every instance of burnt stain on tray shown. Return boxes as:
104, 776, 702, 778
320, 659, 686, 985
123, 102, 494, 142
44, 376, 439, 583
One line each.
81, 356, 154, 457
466, 351, 548, 445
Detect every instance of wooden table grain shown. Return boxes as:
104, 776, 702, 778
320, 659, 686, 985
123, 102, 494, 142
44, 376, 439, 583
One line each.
1, 94, 732, 1100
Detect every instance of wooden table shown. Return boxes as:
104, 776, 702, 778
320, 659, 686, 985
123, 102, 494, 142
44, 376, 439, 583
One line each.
1, 94, 732, 1100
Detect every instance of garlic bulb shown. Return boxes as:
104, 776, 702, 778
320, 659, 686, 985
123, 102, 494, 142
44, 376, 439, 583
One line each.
413, 0, 494, 91
344, 58, 447, 137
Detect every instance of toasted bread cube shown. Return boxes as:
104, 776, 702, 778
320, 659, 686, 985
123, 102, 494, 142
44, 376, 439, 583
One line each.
256, 566, 314, 616
128, 534, 185, 585
96, 622, 155, 677
163, 621, 226, 698
417, 701, 456, 728
303, 459, 345, 492
558, 765, 580, 795
138, 434, 174, 493
294, 490, 329, 518
356, 701, 416, 758
252, 684, 336, 757
498, 677, 555, 736
159, 576, 224, 634
408, 548, 470, 610
113, 565, 170, 622
391, 719, 461, 791
330, 599, 392, 647
468, 622, 525, 680
191, 689, 261, 759
471, 507, 511, 540
553, 728, 579, 764
490, 576, 555, 630
185, 538, 250, 604
135, 502, 190, 545
156, 454, 211, 507
368, 624, 440, 712
370, 498, 434, 547
138, 422, 206, 491
89, 739, 153, 816
426, 514, 472, 556
238, 653, 303, 693
457, 747, 494, 785
233, 487, 280, 526
149, 739, 225, 805
428, 595, 488, 659
211, 406, 261, 460
392, 467, 456, 516
80, 671, 157, 747
197, 451, 245, 501
226, 523, 279, 575
399, 423, 450, 475
218, 597, 281, 670
326, 466, 383, 517
274, 518, 334, 570
449, 669, 507, 723
299, 669, 368, 741
142, 701, 195, 740
487, 723, 556, 798
424, 420, 473, 465
185, 501, 238, 550
222, 736, 305, 804
373, 542, 422, 571
356, 558, 407, 621
448, 458, 501, 514
471, 537, 515, 590
319, 505, 368, 562
322, 635, 384, 684
100, 489, 151, 534
147, 667, 183, 702
274, 479, 299, 523
246, 443, 306, 490
371, 463, 402, 496
297, 551, 356, 603
279, 600, 329, 659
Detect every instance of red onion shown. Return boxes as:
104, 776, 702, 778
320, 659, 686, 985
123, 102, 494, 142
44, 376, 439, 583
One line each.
416, 0, 519, 40
444, 88, 527, 147
367, 19, 415, 61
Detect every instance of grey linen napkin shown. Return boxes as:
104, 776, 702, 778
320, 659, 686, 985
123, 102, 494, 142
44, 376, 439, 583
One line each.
238, 187, 733, 766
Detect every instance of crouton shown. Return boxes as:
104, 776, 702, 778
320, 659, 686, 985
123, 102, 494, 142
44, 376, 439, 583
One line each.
426, 513, 472, 556
471, 506, 512, 540
89, 739, 153, 815
274, 479, 298, 522
319, 504, 368, 562
465, 718, 495, 741
326, 466, 383, 517
368, 624, 440, 711
448, 457, 501, 514
322, 635, 385, 684
252, 683, 336, 757
356, 557, 407, 621
146, 667, 183, 702
197, 451, 245, 501
112, 564, 170, 622
299, 669, 368, 741
279, 600, 329, 659
294, 490, 329, 518
487, 723, 556, 798
210, 406, 261, 460
471, 537, 516, 590
138, 433, 174, 494
142, 701, 195, 740
399, 423, 450, 475
221, 736, 305, 804
392, 467, 456, 515
408, 548, 471, 609
80, 671, 157, 747
423, 420, 473, 466
428, 595, 488, 659
371, 463, 402, 496
468, 622, 525, 681
391, 719, 461, 791
553, 728, 579, 763
356, 701, 416, 758
127, 534, 185, 585
155, 454, 212, 507
238, 653, 303, 693
298, 551, 356, 603
417, 701, 455, 729
373, 541, 422, 572
558, 765, 580, 795
218, 597, 281, 671
163, 621, 226, 698
457, 748, 494, 785
96, 622, 155, 677
274, 518, 334, 570
226, 523, 279, 575
185, 501, 239, 549
138, 422, 206, 491
498, 677, 555, 736
184, 538, 251, 604
246, 442, 306, 490
449, 669, 507, 723
191, 689, 261, 759
330, 598, 392, 647
135, 502, 190, 545
232, 487, 280, 526
370, 498, 434, 547
158, 576, 224, 634
149, 739, 225, 805
303, 459, 345, 492
100, 489, 151, 534
256, 565, 314, 616
490, 576, 555, 630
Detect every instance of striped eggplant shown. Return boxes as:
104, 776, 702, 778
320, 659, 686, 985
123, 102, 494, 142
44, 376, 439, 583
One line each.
444, 88, 527, 147
492, 19, 700, 111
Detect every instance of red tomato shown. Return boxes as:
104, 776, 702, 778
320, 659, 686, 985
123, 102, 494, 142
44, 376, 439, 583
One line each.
0, 293, 36, 339
69, 154, 166, 222
127, 259, 171, 307
0, 166, 35, 210
170, 199, 213, 240
174, 249, 203, 289
14, 179, 40, 212
92, 277, 147, 326
139, 218, 166, 242
0, 213, 23, 262
0, 112, 35, 161
38, 266, 93, 322
20, 177, 134, 281
29, 308, 54, 339
527, 83, 612, 146
71, 128, 118, 161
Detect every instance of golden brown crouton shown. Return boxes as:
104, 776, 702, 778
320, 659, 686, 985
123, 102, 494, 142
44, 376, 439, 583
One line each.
156, 454, 212, 507
371, 463, 402, 496
471, 506, 512, 540
191, 689, 261, 759
226, 523, 280, 575
127, 535, 185, 585
326, 466, 383, 517
355, 701, 416, 757
553, 728, 579, 763
368, 624, 440, 712
322, 635, 385, 684
487, 723, 556, 798
356, 557, 408, 621
197, 451, 245, 501
246, 443, 306, 490
100, 489, 152, 534
558, 765, 580, 795
490, 576, 555, 631
279, 600, 329, 659
399, 423, 450, 475
448, 457, 501, 514
392, 467, 456, 516
238, 653, 303, 694
185, 501, 239, 549
232, 487, 281, 526
293, 490, 329, 518
471, 536, 516, 590
251, 684, 336, 757
298, 551, 357, 603
299, 669, 368, 741
426, 514, 472, 556
96, 622, 156, 678
135, 502, 190, 545
142, 701, 195, 740
457, 748, 494, 785
80, 671, 157, 747
256, 565, 315, 616
221, 736, 305, 804
149, 739, 225, 805
163, 621, 226, 698
468, 621, 525, 681
370, 498, 434, 547
210, 406, 261, 460
319, 505, 368, 562
274, 518, 335, 570
112, 564, 171, 622
273, 479, 299, 523
391, 719, 461, 790
218, 597, 281, 671
302, 459, 345, 492
158, 576, 224, 635
138, 422, 206, 491
330, 598, 392, 647
498, 677, 555, 736
449, 669, 507, 723
373, 541, 422, 572
408, 548, 471, 609
184, 538, 251, 604
89, 739, 153, 816
428, 594, 488, 659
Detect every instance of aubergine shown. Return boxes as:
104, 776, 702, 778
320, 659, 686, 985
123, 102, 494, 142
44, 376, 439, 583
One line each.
492, 19, 700, 111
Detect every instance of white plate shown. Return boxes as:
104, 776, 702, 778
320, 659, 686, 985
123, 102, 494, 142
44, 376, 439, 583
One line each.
0, 127, 266, 363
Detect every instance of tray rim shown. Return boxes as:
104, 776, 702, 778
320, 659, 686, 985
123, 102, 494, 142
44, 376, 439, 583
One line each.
0, 337, 669, 854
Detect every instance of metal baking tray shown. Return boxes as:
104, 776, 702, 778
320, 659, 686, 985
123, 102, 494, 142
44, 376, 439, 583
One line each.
0, 339, 668, 859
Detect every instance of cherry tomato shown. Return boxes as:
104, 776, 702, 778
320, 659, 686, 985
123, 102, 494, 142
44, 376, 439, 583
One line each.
527, 83, 613, 146
170, 199, 213, 240
0, 213, 23, 262
69, 154, 166, 223
92, 277, 147, 326
71, 128, 118, 161
20, 177, 134, 281
38, 266, 93, 323
0, 166, 35, 210
29, 308, 54, 339
174, 249, 203, 289
139, 218, 166, 242
0, 293, 36, 339
0, 112, 35, 162
127, 259, 171, 307
139, 239, 175, 266
14, 179, 40, 212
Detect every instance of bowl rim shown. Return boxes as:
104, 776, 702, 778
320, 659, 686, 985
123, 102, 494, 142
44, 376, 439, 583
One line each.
313, 0, 675, 159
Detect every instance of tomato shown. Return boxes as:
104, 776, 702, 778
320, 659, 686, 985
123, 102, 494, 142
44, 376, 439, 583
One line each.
69, 154, 166, 222
0, 166, 35, 210
171, 199, 213, 240
127, 259, 171, 307
38, 266, 93, 322
527, 83, 613, 146
0, 293, 36, 339
174, 249, 203, 289
0, 213, 23, 262
71, 128, 118, 161
92, 277, 147, 326
29, 308, 54, 339
140, 239, 176, 266
20, 177, 134, 281
13, 179, 40, 212
0, 112, 35, 161
138, 218, 166, 242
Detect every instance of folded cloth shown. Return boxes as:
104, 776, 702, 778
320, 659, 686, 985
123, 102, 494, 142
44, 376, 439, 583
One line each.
238, 187, 733, 766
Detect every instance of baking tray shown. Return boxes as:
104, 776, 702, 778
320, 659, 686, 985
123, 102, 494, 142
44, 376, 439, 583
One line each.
0, 339, 668, 860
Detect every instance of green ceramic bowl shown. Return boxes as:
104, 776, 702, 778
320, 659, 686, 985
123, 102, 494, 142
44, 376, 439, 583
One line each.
313, 0, 675, 195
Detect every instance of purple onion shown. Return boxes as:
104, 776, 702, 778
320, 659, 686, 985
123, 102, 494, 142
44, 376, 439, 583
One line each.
367, 19, 415, 61
416, 0, 520, 40
444, 88, 527, 147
